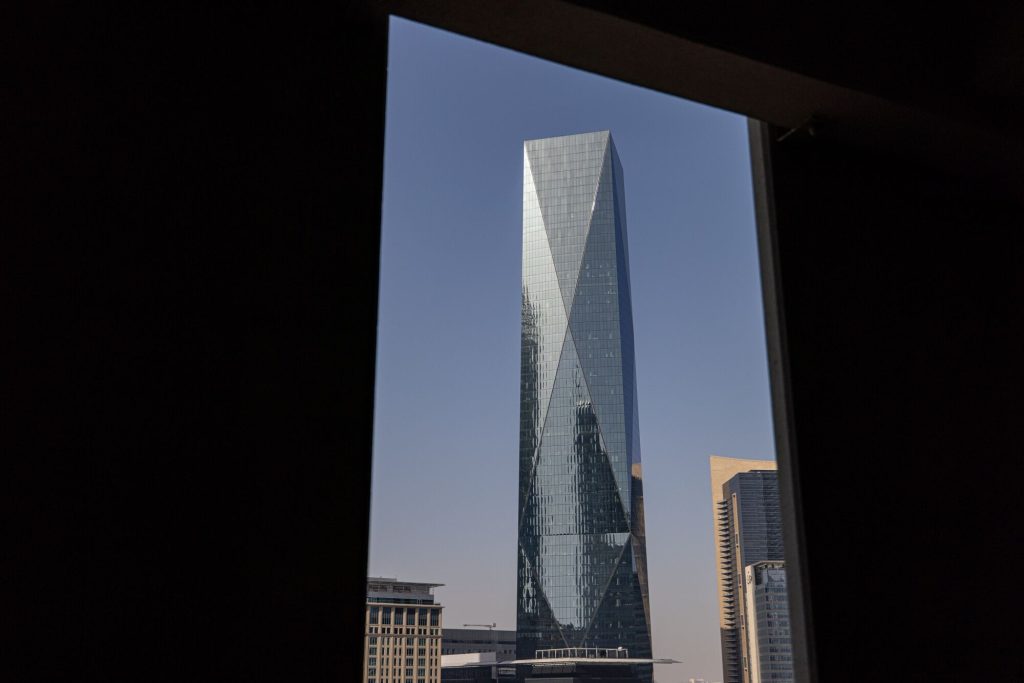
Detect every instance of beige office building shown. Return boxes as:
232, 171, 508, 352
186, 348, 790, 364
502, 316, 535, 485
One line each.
364, 577, 444, 683
709, 455, 779, 683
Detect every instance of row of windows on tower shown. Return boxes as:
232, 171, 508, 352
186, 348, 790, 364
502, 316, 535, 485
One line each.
366, 656, 432, 666
365, 669, 429, 683
366, 636, 435, 645
368, 606, 440, 626
366, 627, 439, 636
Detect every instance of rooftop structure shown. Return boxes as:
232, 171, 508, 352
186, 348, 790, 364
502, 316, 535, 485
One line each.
510, 648, 679, 683
506, 646, 679, 665
367, 577, 444, 604
536, 647, 630, 660
441, 628, 516, 660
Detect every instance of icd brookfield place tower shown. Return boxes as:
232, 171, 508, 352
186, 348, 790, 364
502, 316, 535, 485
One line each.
516, 131, 653, 676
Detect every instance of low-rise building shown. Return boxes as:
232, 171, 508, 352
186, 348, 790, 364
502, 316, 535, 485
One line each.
441, 652, 501, 682
512, 647, 677, 683
441, 628, 516, 661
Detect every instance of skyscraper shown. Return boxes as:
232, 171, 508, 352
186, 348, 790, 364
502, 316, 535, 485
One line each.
516, 131, 652, 681
743, 561, 792, 683
709, 456, 784, 683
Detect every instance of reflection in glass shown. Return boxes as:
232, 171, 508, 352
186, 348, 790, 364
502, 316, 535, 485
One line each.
516, 131, 652, 682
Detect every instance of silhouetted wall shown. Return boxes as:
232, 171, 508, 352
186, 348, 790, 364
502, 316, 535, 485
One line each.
11, 5, 388, 681
753, 122, 1024, 681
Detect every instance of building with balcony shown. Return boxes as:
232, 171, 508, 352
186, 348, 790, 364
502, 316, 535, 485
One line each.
364, 577, 445, 683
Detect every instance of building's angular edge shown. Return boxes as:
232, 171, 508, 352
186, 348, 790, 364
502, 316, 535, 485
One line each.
516, 132, 651, 682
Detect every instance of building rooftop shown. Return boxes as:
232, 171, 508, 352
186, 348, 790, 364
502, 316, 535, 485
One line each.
366, 577, 444, 588
504, 647, 679, 665
506, 657, 680, 665
441, 652, 498, 668
366, 577, 444, 602
523, 129, 610, 145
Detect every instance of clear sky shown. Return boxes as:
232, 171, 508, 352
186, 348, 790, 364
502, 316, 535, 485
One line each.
370, 17, 776, 683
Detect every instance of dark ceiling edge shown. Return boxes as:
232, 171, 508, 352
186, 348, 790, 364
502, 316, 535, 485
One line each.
377, 0, 1024, 203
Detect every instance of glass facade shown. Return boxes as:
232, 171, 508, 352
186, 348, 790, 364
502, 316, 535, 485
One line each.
723, 472, 784, 570
718, 470, 785, 683
744, 561, 792, 683
516, 131, 652, 680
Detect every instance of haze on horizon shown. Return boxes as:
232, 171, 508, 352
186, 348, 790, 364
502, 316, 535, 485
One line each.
369, 17, 775, 683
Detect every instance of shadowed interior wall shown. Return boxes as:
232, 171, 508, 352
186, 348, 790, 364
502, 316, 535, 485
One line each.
10, 5, 388, 682
751, 121, 1024, 681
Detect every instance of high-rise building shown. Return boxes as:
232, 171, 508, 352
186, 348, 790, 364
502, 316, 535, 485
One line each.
364, 577, 444, 683
709, 456, 782, 683
743, 561, 792, 683
516, 131, 652, 682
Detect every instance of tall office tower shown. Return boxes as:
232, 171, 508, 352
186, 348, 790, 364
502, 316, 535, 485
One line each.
364, 577, 444, 683
743, 561, 793, 683
516, 131, 652, 682
709, 456, 782, 683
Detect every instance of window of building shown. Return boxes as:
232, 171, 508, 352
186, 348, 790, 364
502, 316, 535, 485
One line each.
369, 15, 789, 683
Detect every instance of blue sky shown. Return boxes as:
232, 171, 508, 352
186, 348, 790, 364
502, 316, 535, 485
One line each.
370, 17, 775, 682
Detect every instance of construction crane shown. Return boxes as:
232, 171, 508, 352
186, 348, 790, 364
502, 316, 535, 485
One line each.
463, 622, 497, 630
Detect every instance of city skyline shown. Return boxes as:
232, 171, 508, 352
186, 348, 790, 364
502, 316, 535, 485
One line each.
516, 131, 651, 679
370, 17, 775, 683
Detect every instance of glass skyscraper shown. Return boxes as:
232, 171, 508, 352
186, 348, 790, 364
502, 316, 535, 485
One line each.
743, 561, 793, 683
709, 457, 785, 683
516, 131, 652, 679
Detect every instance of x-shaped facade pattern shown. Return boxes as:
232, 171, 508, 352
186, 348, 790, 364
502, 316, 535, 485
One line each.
516, 131, 651, 680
